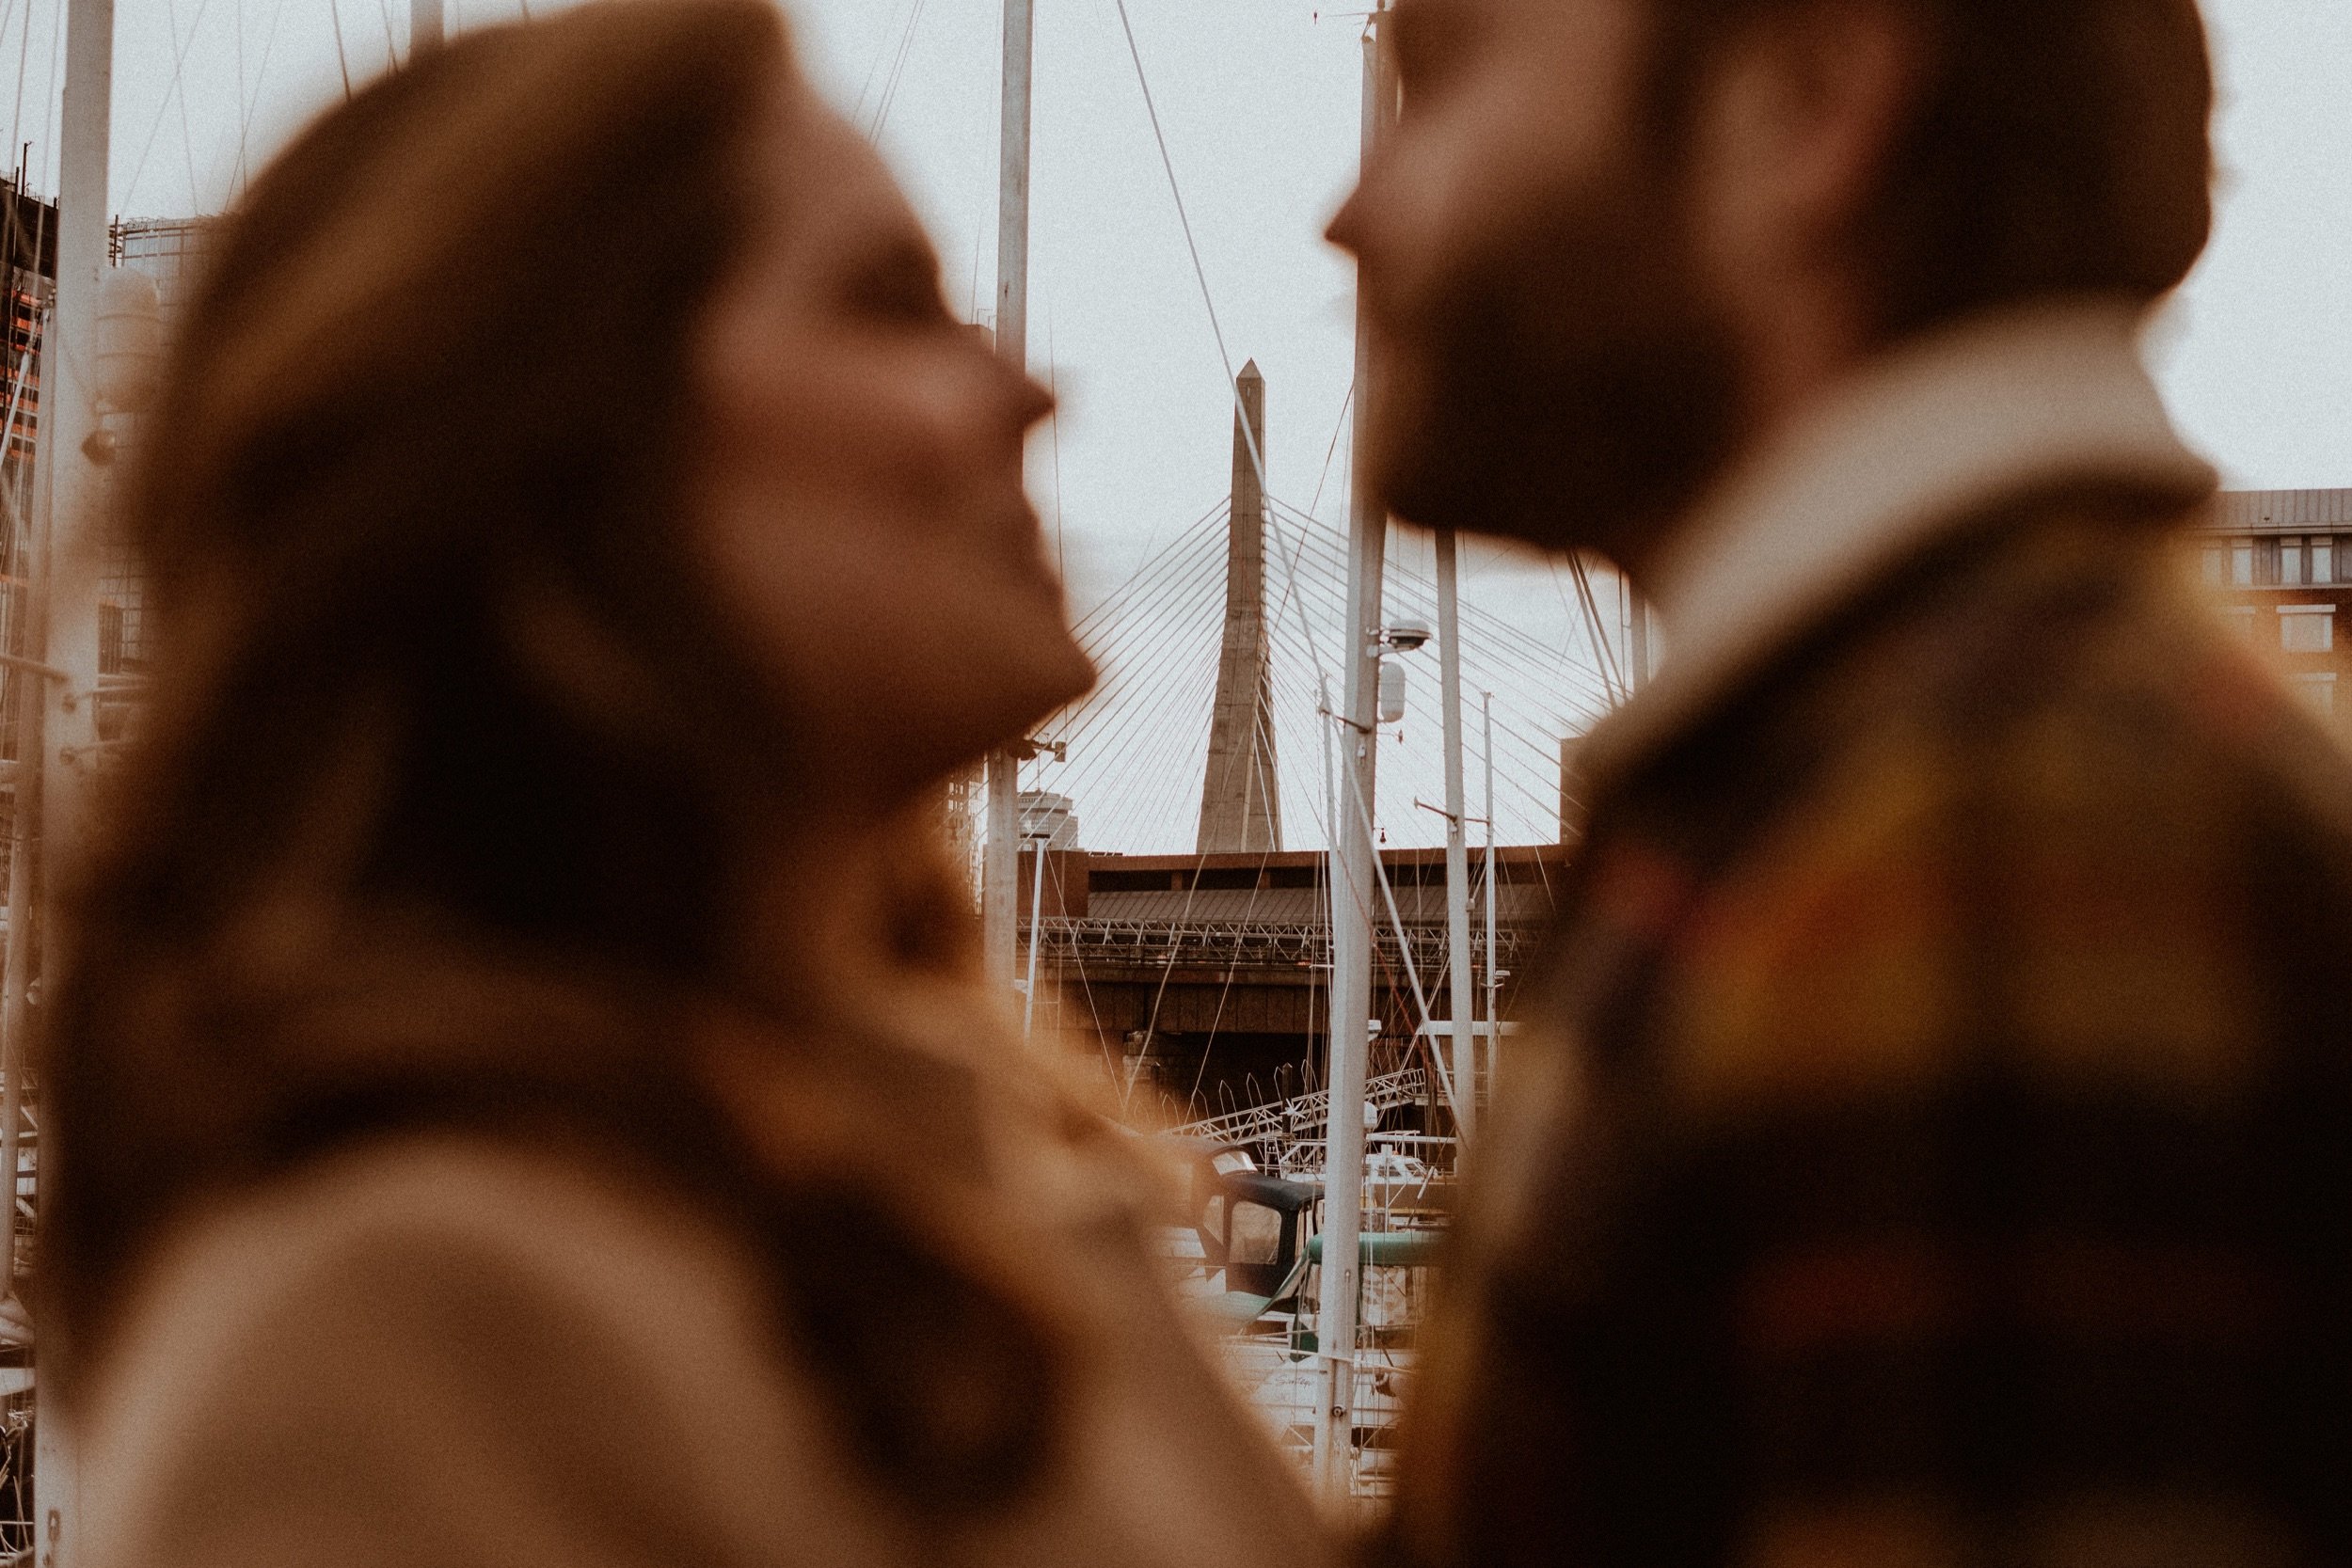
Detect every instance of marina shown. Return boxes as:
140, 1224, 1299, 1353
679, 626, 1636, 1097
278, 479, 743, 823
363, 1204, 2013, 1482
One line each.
0, 0, 2324, 1557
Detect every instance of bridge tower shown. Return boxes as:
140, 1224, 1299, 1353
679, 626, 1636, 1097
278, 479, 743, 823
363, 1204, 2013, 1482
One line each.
1197, 361, 1282, 854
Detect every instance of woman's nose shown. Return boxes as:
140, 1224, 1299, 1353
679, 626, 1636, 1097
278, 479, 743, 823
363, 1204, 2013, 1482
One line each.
1009, 369, 1056, 433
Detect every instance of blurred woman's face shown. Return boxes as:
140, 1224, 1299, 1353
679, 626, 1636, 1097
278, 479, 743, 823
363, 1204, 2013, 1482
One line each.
691, 89, 1093, 811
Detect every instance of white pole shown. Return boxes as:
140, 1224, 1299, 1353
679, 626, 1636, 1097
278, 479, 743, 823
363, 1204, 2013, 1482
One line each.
1314, 673, 1336, 1490
39, 0, 116, 1556
1319, 676, 1336, 883
1321, 5, 1393, 1501
1435, 529, 1473, 1148
985, 750, 1019, 996
1482, 693, 1500, 1096
0, 314, 47, 1320
1022, 825, 1048, 1037
981, 0, 1034, 1002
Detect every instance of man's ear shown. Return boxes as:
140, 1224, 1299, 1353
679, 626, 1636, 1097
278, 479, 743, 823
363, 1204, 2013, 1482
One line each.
1689, 0, 1922, 271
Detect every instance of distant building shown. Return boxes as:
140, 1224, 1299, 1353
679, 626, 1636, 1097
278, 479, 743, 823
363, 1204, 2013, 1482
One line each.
0, 183, 56, 584
2196, 489, 2352, 722
0, 184, 53, 479
0, 183, 54, 842
1018, 789, 1080, 849
103, 217, 223, 678
112, 217, 219, 317
1022, 844, 1566, 1125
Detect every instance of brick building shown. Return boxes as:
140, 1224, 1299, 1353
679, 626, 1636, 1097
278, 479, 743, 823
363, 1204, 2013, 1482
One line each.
1022, 844, 1567, 1125
0, 183, 54, 897
2197, 488, 2352, 721
103, 217, 221, 679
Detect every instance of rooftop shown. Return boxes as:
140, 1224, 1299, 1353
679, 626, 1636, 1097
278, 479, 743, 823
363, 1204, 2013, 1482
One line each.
2206, 489, 2352, 533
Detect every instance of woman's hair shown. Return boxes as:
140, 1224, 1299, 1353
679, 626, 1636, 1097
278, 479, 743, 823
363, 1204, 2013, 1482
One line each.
46, 0, 1062, 1513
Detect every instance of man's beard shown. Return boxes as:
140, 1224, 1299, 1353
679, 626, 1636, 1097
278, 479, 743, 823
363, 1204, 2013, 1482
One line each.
1367, 154, 1744, 561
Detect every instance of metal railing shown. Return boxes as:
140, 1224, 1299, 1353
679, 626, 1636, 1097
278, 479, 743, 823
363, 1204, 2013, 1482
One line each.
1024, 915, 1544, 974
1165, 1065, 1429, 1150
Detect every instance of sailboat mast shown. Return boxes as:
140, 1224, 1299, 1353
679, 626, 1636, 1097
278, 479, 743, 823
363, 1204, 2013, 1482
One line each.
1321, 0, 1395, 1501
1023, 784, 1049, 1037
983, 0, 1036, 998
1482, 691, 1499, 1089
1437, 530, 1474, 1146
36, 0, 119, 1548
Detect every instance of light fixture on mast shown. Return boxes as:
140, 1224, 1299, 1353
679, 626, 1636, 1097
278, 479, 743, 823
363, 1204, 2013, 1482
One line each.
1378, 618, 1431, 653
1375, 620, 1429, 723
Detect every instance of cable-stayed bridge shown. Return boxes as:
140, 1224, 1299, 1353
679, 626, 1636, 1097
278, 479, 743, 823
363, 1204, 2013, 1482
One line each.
1001, 367, 1632, 1126
1031, 486, 1623, 856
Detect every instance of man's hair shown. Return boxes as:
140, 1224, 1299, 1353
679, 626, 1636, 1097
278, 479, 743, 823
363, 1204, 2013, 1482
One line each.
1653, 0, 2216, 334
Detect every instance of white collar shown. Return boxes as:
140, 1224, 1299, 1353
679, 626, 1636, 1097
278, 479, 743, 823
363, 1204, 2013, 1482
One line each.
1581, 298, 2217, 785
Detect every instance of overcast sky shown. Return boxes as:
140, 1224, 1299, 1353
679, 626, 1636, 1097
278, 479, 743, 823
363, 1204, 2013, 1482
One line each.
61, 0, 2352, 549
12, 0, 2345, 845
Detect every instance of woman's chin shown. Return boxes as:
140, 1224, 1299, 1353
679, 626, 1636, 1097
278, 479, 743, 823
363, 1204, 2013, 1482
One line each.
1041, 638, 1099, 713
971, 629, 1093, 731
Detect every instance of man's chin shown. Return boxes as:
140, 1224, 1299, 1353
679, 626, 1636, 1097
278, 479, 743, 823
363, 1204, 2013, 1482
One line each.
1371, 360, 1740, 561
1368, 376, 1604, 550
1376, 454, 1497, 540
1363, 402, 1518, 540
1378, 441, 1590, 555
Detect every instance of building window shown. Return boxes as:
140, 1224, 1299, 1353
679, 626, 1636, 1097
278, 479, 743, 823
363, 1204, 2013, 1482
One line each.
2319, 538, 2338, 584
2281, 606, 2336, 654
2256, 538, 2283, 585
2201, 545, 2228, 585
2292, 672, 2338, 717
2233, 540, 2255, 586
2283, 536, 2307, 585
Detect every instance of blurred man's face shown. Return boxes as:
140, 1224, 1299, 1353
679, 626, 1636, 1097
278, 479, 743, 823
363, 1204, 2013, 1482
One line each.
1330, 0, 1743, 563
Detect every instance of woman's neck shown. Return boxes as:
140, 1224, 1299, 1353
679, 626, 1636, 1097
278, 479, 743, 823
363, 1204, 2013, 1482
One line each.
727, 800, 956, 1024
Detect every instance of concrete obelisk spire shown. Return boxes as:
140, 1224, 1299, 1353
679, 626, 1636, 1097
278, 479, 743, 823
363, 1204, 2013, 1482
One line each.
1197, 361, 1281, 855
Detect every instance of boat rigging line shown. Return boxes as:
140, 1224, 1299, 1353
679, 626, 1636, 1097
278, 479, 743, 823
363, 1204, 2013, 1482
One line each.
122, 0, 215, 215
1305, 381, 1354, 521
229, 0, 292, 204
858, 0, 931, 141
3, 0, 34, 208
1106, 0, 1327, 700
1566, 553, 1629, 703
327, 0, 352, 101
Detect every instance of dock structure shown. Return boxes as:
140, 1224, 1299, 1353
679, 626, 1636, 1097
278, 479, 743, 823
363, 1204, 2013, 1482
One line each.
1018, 844, 1565, 1124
